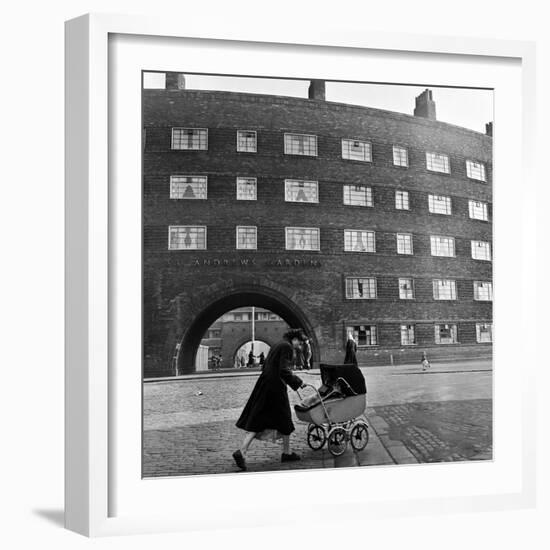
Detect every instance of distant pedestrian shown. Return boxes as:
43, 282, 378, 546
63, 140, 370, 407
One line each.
247, 350, 255, 368
240, 354, 246, 368
421, 351, 431, 371
232, 329, 308, 471
258, 351, 266, 369
303, 338, 312, 369
344, 332, 358, 366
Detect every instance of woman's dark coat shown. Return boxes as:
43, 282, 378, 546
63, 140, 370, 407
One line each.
344, 339, 358, 366
236, 341, 303, 435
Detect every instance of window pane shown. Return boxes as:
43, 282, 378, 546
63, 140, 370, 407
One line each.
469, 200, 488, 221
344, 230, 375, 252
471, 240, 491, 260
236, 177, 257, 200
284, 133, 317, 156
171, 128, 208, 150
476, 323, 492, 343
393, 146, 408, 167
398, 278, 414, 299
341, 139, 372, 162
466, 160, 486, 181
236, 226, 257, 249
285, 180, 319, 203
434, 324, 458, 344
170, 176, 207, 199
236, 130, 257, 152
345, 278, 377, 299
474, 281, 493, 301
285, 227, 320, 250
430, 236, 455, 257
346, 325, 377, 346
168, 226, 206, 250
397, 233, 413, 254
428, 194, 452, 215
400, 324, 415, 345
343, 185, 372, 207
433, 279, 457, 300
426, 152, 450, 173
395, 190, 409, 210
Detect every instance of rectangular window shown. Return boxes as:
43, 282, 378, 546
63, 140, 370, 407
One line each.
476, 323, 493, 343
428, 194, 452, 215
344, 230, 376, 253
347, 325, 377, 346
236, 130, 257, 152
396, 233, 413, 255
469, 200, 489, 221
168, 226, 206, 250
341, 139, 372, 162
343, 185, 373, 207
398, 278, 414, 299
393, 146, 408, 167
471, 240, 492, 261
466, 160, 487, 181
426, 152, 450, 173
236, 177, 257, 200
430, 235, 455, 257
395, 190, 409, 210
285, 227, 320, 251
435, 324, 458, 344
285, 179, 319, 203
169, 175, 207, 199
473, 281, 493, 301
284, 133, 317, 156
345, 277, 377, 299
400, 324, 416, 345
171, 128, 208, 150
236, 226, 257, 250
433, 279, 457, 300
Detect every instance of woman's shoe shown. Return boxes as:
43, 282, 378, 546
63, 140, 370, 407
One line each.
232, 449, 247, 471
281, 452, 301, 463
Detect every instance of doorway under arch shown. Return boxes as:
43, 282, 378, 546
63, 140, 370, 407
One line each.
175, 286, 319, 374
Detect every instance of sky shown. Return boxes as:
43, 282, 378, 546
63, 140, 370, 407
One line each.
143, 72, 493, 134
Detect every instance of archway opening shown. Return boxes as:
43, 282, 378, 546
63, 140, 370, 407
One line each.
176, 288, 319, 374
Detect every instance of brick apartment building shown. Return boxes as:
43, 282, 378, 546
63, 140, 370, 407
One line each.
143, 74, 493, 377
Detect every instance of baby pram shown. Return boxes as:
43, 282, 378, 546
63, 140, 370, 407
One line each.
294, 363, 369, 456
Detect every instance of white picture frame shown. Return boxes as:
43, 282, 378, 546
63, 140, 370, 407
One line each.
65, 13, 537, 537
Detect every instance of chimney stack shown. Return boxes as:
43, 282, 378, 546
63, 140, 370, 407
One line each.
165, 72, 186, 90
308, 80, 326, 100
485, 122, 493, 136
414, 89, 436, 120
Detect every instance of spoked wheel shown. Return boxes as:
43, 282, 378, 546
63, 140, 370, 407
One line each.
350, 422, 369, 451
307, 424, 326, 450
327, 427, 347, 456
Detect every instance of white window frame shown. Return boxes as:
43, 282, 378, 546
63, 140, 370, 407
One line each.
433, 279, 457, 300
341, 138, 372, 162
396, 233, 413, 255
426, 152, 450, 173
344, 229, 376, 253
343, 184, 373, 207
345, 277, 377, 299
171, 127, 208, 150
476, 322, 493, 343
236, 226, 257, 250
471, 240, 492, 261
393, 145, 409, 167
169, 175, 208, 199
469, 200, 489, 221
398, 278, 415, 300
168, 225, 207, 250
284, 133, 318, 156
473, 281, 493, 301
430, 235, 456, 257
466, 159, 487, 181
428, 194, 452, 215
236, 177, 257, 201
434, 323, 458, 344
284, 179, 319, 203
285, 227, 320, 251
395, 190, 409, 210
236, 130, 257, 153
400, 324, 416, 345
346, 325, 378, 347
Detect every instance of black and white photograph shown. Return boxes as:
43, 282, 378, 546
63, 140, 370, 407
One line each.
141, 72, 493, 477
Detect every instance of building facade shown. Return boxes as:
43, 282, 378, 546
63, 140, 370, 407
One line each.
143, 75, 492, 377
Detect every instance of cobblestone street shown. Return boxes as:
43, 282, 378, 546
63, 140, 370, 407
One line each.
143, 360, 492, 477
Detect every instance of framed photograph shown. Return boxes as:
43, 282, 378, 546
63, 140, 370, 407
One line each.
65, 13, 536, 536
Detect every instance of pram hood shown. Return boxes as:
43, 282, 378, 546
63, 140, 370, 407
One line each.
320, 363, 367, 396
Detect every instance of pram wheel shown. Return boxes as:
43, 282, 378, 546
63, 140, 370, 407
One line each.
307, 424, 326, 450
350, 422, 369, 451
327, 427, 347, 456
